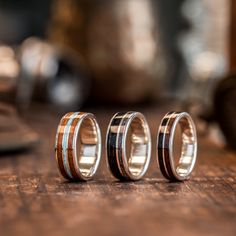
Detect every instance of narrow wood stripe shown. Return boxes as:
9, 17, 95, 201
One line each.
163, 116, 177, 181
107, 123, 125, 180
157, 132, 170, 179
107, 112, 127, 180
55, 112, 74, 180
61, 112, 79, 178
67, 113, 85, 180
158, 112, 174, 180
158, 112, 177, 181
116, 112, 133, 180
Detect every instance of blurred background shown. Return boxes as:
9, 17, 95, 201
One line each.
0, 0, 235, 152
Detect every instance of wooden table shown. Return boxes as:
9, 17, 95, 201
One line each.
0, 105, 236, 236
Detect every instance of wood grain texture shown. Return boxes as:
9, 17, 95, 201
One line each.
0, 105, 236, 236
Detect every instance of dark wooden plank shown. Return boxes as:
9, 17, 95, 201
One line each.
0, 105, 235, 236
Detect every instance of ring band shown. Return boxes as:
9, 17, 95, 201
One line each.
157, 111, 197, 181
106, 111, 151, 181
55, 112, 102, 181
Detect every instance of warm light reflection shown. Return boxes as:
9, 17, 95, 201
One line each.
117, 0, 156, 69
191, 51, 225, 81
0, 46, 19, 78
21, 37, 58, 78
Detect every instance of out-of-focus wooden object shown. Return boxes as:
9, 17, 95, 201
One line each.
214, 74, 236, 150
48, 0, 166, 104
0, 103, 39, 152
230, 0, 236, 70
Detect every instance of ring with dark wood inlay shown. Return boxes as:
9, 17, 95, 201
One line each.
157, 111, 197, 181
106, 111, 151, 181
55, 112, 102, 181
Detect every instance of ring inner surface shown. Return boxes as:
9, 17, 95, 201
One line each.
175, 117, 196, 177
126, 117, 149, 177
77, 117, 99, 177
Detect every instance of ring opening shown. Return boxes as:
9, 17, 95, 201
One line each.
76, 116, 100, 177
126, 116, 150, 177
174, 116, 196, 177
173, 123, 183, 167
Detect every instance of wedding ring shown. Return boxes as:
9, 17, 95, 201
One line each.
55, 112, 102, 181
106, 112, 151, 181
157, 111, 197, 181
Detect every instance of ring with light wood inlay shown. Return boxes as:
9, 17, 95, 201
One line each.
157, 111, 197, 181
106, 111, 151, 181
55, 112, 102, 181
